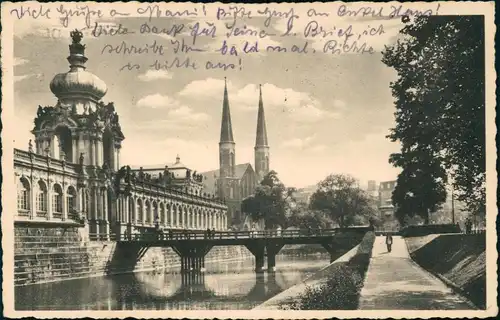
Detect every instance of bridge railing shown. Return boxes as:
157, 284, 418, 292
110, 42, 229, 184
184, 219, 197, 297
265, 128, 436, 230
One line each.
117, 228, 364, 242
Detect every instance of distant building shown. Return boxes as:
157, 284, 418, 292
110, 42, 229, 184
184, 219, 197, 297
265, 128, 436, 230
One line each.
378, 180, 398, 230
294, 185, 317, 204
366, 180, 378, 199
379, 180, 397, 208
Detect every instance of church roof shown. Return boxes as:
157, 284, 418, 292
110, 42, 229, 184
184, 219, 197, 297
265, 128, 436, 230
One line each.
201, 163, 254, 194
220, 78, 234, 143
255, 85, 269, 147
129, 155, 187, 171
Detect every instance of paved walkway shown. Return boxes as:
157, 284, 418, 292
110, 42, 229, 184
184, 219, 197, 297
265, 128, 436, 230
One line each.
359, 236, 475, 310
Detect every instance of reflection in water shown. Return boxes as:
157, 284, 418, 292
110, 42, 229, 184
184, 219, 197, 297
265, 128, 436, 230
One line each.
16, 254, 329, 310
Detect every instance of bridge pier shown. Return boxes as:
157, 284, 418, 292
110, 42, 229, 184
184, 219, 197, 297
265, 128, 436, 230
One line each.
245, 241, 266, 272
321, 242, 339, 263
170, 243, 213, 273
266, 243, 284, 271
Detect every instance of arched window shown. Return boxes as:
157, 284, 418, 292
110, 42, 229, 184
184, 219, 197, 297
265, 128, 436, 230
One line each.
166, 203, 171, 226
52, 184, 63, 217
159, 203, 165, 225
172, 205, 177, 226
179, 207, 186, 227
102, 129, 114, 169
188, 207, 193, 228
153, 201, 158, 224
128, 197, 135, 223
145, 200, 151, 224
17, 177, 30, 214
54, 126, 73, 162
36, 180, 48, 217
67, 186, 77, 219
137, 198, 143, 223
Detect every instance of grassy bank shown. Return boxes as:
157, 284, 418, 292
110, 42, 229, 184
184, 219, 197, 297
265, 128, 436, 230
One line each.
405, 234, 486, 309
284, 231, 376, 310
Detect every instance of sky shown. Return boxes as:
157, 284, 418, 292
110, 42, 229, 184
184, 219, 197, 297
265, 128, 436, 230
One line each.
11, 4, 404, 188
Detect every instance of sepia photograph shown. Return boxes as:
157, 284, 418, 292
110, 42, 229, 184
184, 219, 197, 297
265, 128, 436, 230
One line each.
1, 1, 497, 318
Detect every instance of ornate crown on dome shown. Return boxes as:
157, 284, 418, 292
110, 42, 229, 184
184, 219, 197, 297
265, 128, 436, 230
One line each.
50, 29, 108, 102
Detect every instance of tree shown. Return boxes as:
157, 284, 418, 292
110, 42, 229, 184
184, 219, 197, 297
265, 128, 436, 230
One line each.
382, 15, 485, 219
288, 201, 333, 229
390, 149, 448, 225
241, 170, 296, 229
309, 174, 375, 228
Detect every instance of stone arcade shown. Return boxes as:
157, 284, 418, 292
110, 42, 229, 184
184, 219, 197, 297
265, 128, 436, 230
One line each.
14, 30, 228, 242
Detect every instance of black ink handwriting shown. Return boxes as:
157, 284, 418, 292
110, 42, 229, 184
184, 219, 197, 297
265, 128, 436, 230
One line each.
10, 5, 51, 20
323, 39, 374, 55
101, 40, 165, 56
137, 5, 198, 22
56, 5, 104, 28
150, 57, 198, 71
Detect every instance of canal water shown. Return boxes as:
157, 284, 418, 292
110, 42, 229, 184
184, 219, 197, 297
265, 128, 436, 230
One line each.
15, 253, 330, 310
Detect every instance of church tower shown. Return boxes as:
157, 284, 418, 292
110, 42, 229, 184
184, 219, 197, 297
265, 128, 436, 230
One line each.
32, 30, 124, 170
254, 84, 270, 181
219, 77, 236, 178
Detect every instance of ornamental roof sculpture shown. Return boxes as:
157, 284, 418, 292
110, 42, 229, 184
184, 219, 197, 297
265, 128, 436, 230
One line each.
33, 31, 124, 140
50, 29, 107, 102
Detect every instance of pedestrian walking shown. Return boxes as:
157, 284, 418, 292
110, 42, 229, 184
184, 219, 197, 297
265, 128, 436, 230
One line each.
386, 233, 393, 252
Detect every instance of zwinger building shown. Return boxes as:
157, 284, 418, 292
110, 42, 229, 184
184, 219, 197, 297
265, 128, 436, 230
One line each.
14, 30, 228, 240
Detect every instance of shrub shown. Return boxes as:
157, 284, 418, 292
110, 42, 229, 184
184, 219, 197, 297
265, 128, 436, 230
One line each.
285, 231, 376, 310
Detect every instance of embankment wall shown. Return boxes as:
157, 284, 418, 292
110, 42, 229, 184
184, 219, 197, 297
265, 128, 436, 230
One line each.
405, 233, 486, 309
14, 225, 253, 286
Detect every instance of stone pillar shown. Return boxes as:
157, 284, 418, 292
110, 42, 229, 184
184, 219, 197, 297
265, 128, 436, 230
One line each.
78, 132, 84, 161
47, 182, 53, 220
72, 134, 77, 163
101, 220, 110, 241
103, 191, 108, 221
115, 146, 121, 170
30, 180, 36, 219
102, 192, 110, 240
94, 140, 100, 167
125, 197, 130, 224
35, 139, 41, 155
62, 188, 68, 221
141, 200, 146, 225
90, 139, 95, 166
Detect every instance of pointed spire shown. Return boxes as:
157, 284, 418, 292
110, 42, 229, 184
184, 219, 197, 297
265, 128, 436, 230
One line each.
255, 84, 268, 147
220, 77, 234, 143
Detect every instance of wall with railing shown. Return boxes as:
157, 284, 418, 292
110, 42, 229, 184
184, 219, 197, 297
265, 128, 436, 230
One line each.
14, 224, 252, 286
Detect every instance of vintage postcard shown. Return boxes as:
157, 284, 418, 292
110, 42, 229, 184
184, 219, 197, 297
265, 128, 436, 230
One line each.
1, 1, 497, 318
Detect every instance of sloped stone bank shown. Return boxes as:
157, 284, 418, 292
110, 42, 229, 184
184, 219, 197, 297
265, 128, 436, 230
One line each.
405, 233, 486, 309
